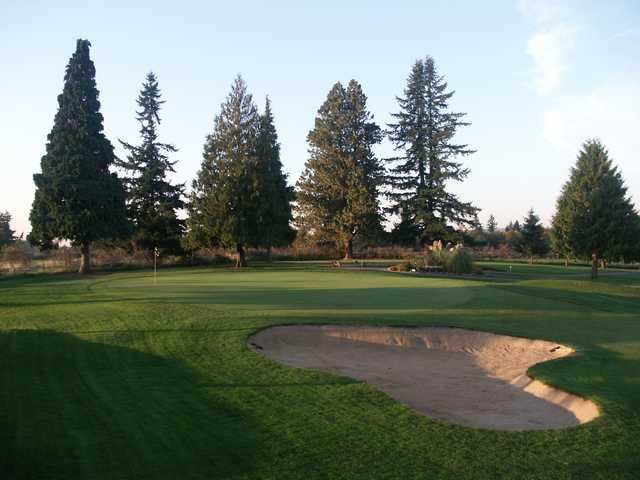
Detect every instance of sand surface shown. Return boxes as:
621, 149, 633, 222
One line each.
249, 325, 599, 430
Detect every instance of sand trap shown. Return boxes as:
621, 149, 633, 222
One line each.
249, 326, 599, 430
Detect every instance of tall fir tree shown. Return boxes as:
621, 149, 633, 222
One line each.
516, 209, 548, 263
254, 97, 295, 259
296, 80, 383, 259
29, 39, 128, 273
0, 211, 16, 247
551, 139, 640, 276
387, 56, 478, 244
118, 72, 185, 255
486, 214, 497, 233
186, 76, 261, 267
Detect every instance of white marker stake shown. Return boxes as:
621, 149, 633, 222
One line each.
154, 247, 159, 285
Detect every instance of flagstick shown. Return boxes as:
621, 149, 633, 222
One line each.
154, 247, 159, 285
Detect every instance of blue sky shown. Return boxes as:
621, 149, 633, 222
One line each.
1, 0, 639, 236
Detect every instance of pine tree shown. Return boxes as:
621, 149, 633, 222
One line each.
389, 209, 422, 246
486, 214, 497, 233
0, 211, 16, 247
254, 97, 295, 259
551, 139, 640, 276
186, 76, 261, 267
505, 220, 521, 232
118, 72, 185, 255
28, 39, 128, 273
516, 209, 548, 263
296, 80, 383, 259
387, 56, 478, 244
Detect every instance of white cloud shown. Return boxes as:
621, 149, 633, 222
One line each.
542, 74, 640, 199
518, 0, 567, 24
519, 0, 579, 95
526, 24, 577, 95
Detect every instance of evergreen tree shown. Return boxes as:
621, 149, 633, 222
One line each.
296, 80, 383, 259
254, 97, 295, 259
186, 76, 260, 267
389, 208, 422, 246
118, 72, 185, 255
0, 211, 16, 247
505, 220, 521, 232
28, 39, 128, 273
516, 209, 548, 263
486, 214, 497, 233
387, 56, 479, 244
551, 139, 640, 276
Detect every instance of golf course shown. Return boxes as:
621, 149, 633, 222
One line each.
3, 2, 640, 478
1, 263, 639, 479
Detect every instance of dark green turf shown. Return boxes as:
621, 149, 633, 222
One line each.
1, 264, 639, 479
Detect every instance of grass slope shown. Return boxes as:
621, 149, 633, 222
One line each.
1, 264, 639, 479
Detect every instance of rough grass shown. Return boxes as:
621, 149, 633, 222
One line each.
1, 263, 639, 479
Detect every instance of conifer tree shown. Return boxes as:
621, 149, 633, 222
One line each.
487, 214, 497, 233
29, 39, 128, 273
387, 56, 478, 244
296, 80, 383, 259
255, 97, 295, 259
551, 139, 640, 276
505, 220, 521, 232
186, 76, 260, 267
0, 211, 16, 247
118, 72, 185, 255
389, 209, 422, 246
516, 209, 548, 263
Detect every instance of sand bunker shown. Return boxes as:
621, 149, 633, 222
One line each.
249, 326, 599, 430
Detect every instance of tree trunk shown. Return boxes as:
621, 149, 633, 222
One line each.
343, 238, 353, 260
79, 242, 91, 274
529, 255, 533, 265
591, 252, 598, 280
236, 244, 247, 268
564, 258, 569, 268
267, 246, 272, 263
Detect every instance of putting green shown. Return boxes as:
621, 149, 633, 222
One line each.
1, 264, 639, 479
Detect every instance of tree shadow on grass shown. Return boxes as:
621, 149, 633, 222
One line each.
0, 329, 272, 480
0, 296, 148, 308
530, 343, 640, 414
7, 282, 632, 323
137, 283, 640, 315
120, 285, 476, 310
492, 283, 640, 314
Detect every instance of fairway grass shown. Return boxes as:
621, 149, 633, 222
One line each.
1, 264, 639, 479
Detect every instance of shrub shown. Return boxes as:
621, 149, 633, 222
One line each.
1, 243, 32, 273
49, 247, 78, 270
411, 256, 425, 270
446, 249, 475, 274
395, 260, 413, 272
425, 249, 449, 268
190, 249, 234, 266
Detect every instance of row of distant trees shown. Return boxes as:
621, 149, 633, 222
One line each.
473, 137, 640, 271
0, 212, 17, 247
467, 209, 550, 262
23, 39, 640, 273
